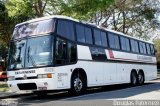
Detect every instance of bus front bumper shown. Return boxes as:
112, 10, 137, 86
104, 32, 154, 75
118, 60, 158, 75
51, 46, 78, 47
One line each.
7, 78, 58, 92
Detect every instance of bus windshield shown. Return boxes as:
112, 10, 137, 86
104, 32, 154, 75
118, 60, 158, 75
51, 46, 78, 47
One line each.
8, 35, 53, 70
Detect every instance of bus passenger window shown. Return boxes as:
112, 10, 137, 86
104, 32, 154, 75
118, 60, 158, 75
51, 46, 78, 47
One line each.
150, 45, 155, 55
57, 20, 75, 41
90, 47, 107, 61
139, 42, 147, 54
76, 24, 85, 43
55, 38, 77, 65
146, 44, 151, 55
94, 29, 102, 46
101, 31, 108, 47
68, 43, 77, 63
76, 24, 93, 44
108, 33, 120, 49
85, 27, 93, 44
130, 39, 139, 53
120, 36, 130, 51
55, 38, 68, 64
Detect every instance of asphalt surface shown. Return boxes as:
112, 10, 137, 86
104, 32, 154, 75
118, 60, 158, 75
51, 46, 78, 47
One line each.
1, 79, 160, 106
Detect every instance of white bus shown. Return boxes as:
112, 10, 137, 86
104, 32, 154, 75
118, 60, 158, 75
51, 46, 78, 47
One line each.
7, 15, 157, 96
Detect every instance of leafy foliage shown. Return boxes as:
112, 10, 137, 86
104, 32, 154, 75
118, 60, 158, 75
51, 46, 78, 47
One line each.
59, 0, 115, 20
0, 0, 160, 63
88, 0, 160, 39
154, 39, 160, 63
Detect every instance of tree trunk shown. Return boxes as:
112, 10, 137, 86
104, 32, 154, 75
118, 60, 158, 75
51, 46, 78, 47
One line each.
33, 0, 48, 17
122, 11, 126, 33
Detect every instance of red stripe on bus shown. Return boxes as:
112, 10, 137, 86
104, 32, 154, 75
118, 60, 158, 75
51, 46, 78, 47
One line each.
108, 50, 114, 58
108, 50, 154, 63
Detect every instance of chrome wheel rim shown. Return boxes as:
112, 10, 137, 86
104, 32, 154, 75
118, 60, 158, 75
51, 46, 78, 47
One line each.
74, 78, 83, 92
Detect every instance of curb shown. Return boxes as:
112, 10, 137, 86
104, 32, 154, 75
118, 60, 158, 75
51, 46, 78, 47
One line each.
0, 93, 33, 99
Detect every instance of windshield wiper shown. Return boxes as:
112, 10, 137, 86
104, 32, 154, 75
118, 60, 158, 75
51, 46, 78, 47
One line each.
27, 46, 37, 67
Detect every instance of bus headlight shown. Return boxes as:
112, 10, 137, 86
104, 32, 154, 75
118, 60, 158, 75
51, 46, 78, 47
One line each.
8, 76, 15, 81
38, 74, 52, 79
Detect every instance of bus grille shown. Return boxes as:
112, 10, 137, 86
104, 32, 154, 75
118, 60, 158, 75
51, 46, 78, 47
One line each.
17, 83, 37, 90
15, 76, 37, 80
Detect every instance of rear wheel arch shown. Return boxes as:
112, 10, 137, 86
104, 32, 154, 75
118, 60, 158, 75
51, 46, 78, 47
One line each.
130, 69, 137, 77
70, 68, 87, 95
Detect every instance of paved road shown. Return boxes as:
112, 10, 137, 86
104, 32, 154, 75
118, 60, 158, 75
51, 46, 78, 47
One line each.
1, 79, 160, 106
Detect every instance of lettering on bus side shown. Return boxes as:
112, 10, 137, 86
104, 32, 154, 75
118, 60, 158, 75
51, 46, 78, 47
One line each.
89, 47, 107, 61
15, 70, 35, 75
137, 55, 153, 61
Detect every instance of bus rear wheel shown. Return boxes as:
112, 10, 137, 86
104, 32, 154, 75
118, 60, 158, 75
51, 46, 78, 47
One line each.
130, 71, 138, 86
138, 71, 144, 85
70, 72, 86, 95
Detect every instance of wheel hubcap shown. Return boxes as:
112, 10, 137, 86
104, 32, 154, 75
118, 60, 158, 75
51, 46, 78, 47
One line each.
74, 78, 83, 92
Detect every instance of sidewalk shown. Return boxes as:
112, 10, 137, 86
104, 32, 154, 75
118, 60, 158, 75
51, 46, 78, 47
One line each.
0, 90, 33, 99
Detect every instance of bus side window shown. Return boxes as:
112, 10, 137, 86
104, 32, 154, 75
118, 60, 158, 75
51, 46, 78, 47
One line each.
120, 36, 130, 51
90, 47, 107, 61
130, 39, 139, 53
76, 24, 93, 44
55, 38, 68, 64
101, 31, 108, 47
150, 45, 155, 55
55, 38, 77, 65
139, 42, 147, 54
108, 32, 120, 49
93, 29, 108, 47
57, 20, 75, 41
85, 27, 93, 44
68, 43, 77, 63
146, 43, 151, 55
76, 24, 85, 43
94, 29, 102, 46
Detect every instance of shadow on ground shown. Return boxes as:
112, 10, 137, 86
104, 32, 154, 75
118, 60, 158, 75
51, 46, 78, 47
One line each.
16, 81, 159, 106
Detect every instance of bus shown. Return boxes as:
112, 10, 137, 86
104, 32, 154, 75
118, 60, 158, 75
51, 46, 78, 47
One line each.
7, 15, 157, 96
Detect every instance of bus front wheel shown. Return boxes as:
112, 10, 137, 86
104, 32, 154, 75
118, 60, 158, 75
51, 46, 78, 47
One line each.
70, 72, 86, 95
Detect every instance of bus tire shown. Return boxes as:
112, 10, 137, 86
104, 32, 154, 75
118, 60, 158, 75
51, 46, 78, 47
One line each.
70, 72, 86, 95
138, 71, 145, 85
130, 71, 138, 86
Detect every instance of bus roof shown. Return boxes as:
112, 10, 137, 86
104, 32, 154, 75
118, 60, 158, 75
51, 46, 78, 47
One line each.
15, 15, 80, 27
15, 15, 153, 44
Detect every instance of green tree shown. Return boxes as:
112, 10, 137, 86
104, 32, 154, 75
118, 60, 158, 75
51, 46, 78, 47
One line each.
57, 0, 115, 20
6, 0, 53, 18
154, 39, 160, 65
88, 0, 160, 39
0, 0, 10, 46
0, 0, 10, 63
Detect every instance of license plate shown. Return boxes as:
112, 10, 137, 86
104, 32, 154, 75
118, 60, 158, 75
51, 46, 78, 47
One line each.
38, 87, 47, 90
